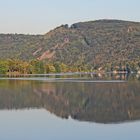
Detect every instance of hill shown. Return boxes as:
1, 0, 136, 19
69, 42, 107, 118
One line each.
0, 19, 140, 73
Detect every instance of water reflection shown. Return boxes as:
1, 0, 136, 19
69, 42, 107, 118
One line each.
0, 75, 140, 124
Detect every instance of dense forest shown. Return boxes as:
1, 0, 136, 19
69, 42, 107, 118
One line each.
0, 19, 140, 74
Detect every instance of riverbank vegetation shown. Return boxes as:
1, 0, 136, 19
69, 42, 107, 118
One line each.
0, 59, 140, 76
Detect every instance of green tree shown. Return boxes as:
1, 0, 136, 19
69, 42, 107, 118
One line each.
0, 60, 9, 74
46, 64, 56, 73
30, 60, 45, 74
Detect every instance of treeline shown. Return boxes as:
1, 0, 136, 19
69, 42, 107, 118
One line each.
0, 59, 91, 75
0, 59, 140, 75
103, 60, 140, 73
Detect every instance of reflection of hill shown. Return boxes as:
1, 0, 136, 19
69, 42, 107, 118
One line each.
0, 80, 140, 123
0, 80, 43, 109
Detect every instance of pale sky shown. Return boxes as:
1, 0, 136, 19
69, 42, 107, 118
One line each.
0, 0, 140, 34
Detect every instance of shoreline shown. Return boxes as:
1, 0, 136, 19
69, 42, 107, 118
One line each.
0, 71, 138, 77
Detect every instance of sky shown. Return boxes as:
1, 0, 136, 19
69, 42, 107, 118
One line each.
0, 0, 140, 34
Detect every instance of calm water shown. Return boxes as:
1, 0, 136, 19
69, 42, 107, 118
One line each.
0, 73, 140, 140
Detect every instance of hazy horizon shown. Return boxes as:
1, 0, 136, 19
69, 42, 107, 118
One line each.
0, 0, 140, 34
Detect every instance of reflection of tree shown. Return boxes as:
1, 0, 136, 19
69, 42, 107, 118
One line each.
0, 80, 140, 123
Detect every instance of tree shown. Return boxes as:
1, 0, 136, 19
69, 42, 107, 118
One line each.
0, 60, 9, 74
46, 64, 56, 73
30, 60, 45, 74
126, 64, 131, 73
54, 62, 61, 73
60, 63, 68, 72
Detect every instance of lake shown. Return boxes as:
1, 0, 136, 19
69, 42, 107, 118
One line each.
0, 73, 140, 140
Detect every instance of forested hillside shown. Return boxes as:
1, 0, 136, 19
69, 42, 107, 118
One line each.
0, 19, 140, 73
